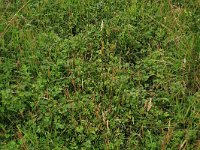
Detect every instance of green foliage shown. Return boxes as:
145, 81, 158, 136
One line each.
0, 0, 199, 149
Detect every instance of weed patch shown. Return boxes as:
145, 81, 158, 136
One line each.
0, 0, 199, 149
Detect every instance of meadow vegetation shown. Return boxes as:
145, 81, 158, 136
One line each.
0, 0, 200, 149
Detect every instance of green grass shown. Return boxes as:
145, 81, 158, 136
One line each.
0, 0, 199, 149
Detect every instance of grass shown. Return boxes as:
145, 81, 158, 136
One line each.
0, 0, 199, 149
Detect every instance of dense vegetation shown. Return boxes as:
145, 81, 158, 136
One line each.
0, 0, 199, 149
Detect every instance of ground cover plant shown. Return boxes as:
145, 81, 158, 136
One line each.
0, 0, 200, 149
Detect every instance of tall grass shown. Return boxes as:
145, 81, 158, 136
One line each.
0, 0, 199, 149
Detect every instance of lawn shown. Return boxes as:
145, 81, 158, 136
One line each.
0, 0, 200, 149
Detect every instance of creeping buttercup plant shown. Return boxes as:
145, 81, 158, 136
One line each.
0, 0, 199, 149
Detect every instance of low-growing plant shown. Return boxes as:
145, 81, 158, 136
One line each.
0, 0, 199, 149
